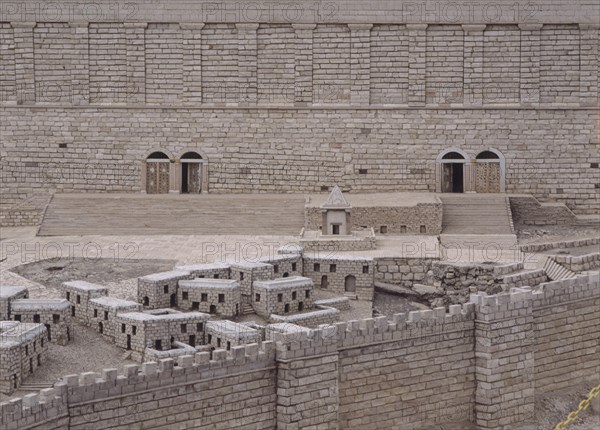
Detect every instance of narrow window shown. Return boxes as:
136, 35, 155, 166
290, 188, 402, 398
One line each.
181, 324, 187, 334
201, 293, 208, 302
284, 304, 290, 313
94, 309, 98, 318
314, 263, 320, 272
66, 292, 70, 301
132, 326, 137, 335
363, 265, 369, 274
192, 301, 200, 310
292, 291, 297, 300
218, 294, 225, 303
332, 225, 340, 235
420, 225, 427, 233
14, 314, 21, 322
208, 334, 212, 343
196, 323, 203, 332
400, 225, 407, 233
273, 265, 279, 274
182, 291, 189, 300
213, 274, 219, 279
380, 226, 388, 234
155, 340, 162, 350
226, 341, 231, 351
217, 338, 221, 348
292, 262, 297, 271
104, 311, 109, 321
305, 290, 310, 298
33, 314, 40, 323
53, 314, 60, 324
330, 264, 336, 273
277, 293, 283, 303
240, 272, 244, 280
255, 293, 261, 302
121, 324, 126, 333
163, 285, 169, 294
76, 295, 81, 304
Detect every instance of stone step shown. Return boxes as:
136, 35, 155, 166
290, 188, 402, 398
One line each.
440, 194, 514, 235
38, 193, 306, 236
543, 258, 577, 281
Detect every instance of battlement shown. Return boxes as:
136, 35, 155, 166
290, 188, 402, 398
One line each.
1, 271, 598, 429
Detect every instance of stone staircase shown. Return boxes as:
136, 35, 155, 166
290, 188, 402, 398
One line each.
241, 303, 255, 315
543, 258, 577, 281
439, 194, 518, 261
440, 194, 515, 235
37, 193, 306, 236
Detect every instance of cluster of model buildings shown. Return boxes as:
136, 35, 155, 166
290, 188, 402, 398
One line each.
0, 245, 374, 394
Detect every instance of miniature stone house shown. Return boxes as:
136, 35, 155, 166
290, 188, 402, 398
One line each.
10, 299, 72, 346
178, 279, 241, 317
137, 270, 191, 309
259, 254, 303, 278
252, 276, 315, 318
205, 320, 261, 350
176, 263, 231, 280
320, 185, 352, 235
114, 310, 210, 362
0, 286, 29, 320
61, 281, 109, 324
88, 297, 142, 340
0, 321, 48, 395
303, 255, 375, 301
228, 261, 274, 304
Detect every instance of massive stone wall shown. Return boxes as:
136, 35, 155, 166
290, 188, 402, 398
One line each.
1, 273, 598, 429
0, 13, 598, 216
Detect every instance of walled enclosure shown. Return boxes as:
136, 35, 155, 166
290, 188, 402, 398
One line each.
1, 273, 598, 429
1, 0, 599, 225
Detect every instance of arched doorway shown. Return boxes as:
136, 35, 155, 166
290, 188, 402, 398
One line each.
345, 275, 356, 293
438, 150, 467, 193
321, 275, 328, 289
180, 152, 203, 194
145, 152, 170, 194
475, 150, 505, 193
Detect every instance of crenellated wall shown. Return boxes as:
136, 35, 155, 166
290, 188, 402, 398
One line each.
2, 272, 598, 430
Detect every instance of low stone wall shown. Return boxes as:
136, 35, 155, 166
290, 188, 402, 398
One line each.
305, 203, 443, 235
551, 253, 600, 273
299, 230, 376, 252
509, 196, 579, 226
375, 257, 435, 287
314, 297, 351, 311
519, 236, 600, 253
498, 269, 548, 290
143, 342, 197, 362
2, 274, 598, 430
270, 307, 340, 329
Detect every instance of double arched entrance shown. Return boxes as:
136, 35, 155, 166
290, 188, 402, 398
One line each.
436, 148, 505, 193
142, 150, 208, 194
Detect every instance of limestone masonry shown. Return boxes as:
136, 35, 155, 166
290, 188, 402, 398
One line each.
0, 0, 598, 226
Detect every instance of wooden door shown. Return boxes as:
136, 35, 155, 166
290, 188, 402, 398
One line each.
442, 163, 453, 193
187, 163, 201, 193
146, 162, 170, 194
475, 162, 500, 193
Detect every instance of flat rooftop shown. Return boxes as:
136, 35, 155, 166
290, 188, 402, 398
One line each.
117, 311, 210, 322
140, 270, 190, 282
0, 286, 28, 299
179, 279, 239, 289
11, 299, 70, 311
206, 320, 258, 337
254, 276, 313, 290
176, 263, 231, 271
62, 280, 108, 291
90, 296, 140, 308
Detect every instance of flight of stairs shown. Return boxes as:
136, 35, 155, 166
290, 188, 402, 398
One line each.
439, 194, 518, 260
241, 303, 254, 315
543, 258, 577, 281
440, 194, 515, 235
38, 193, 306, 236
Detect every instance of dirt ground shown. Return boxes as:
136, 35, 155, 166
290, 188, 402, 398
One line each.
516, 224, 599, 245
